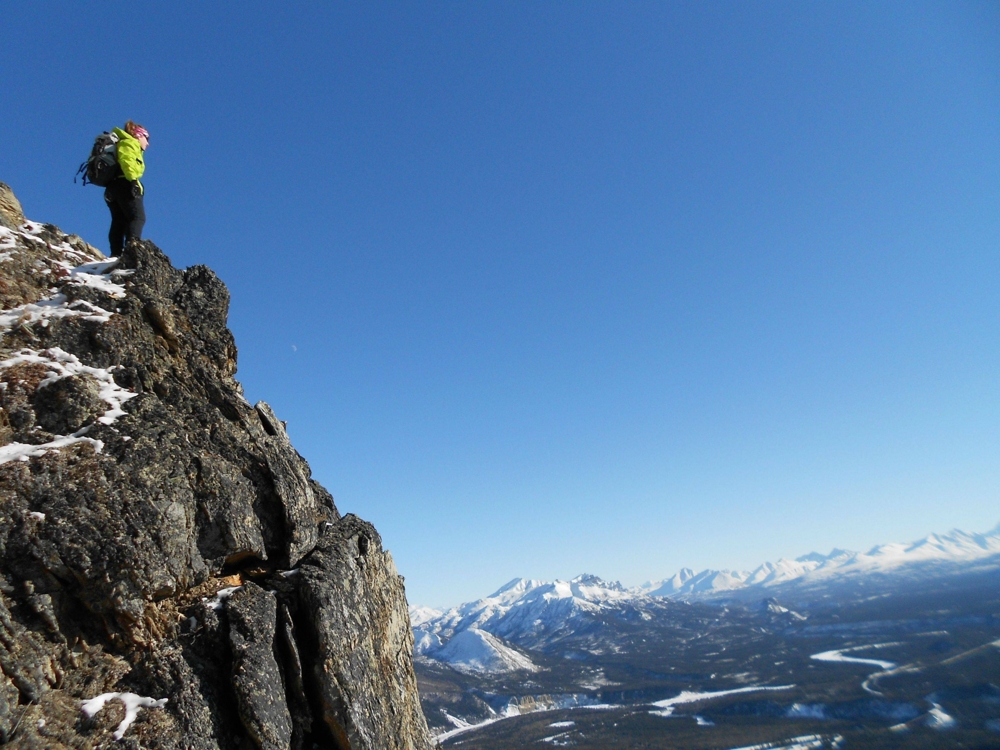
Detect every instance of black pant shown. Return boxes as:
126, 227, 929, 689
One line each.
104, 178, 145, 256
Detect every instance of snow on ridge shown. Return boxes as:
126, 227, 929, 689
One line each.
425, 573, 635, 642
2, 348, 138, 424
0, 225, 18, 247
638, 524, 1000, 600
0, 294, 115, 333
202, 586, 243, 611
64, 259, 133, 299
0, 227, 139, 467
0, 431, 106, 466
641, 568, 751, 598
413, 573, 643, 674
408, 604, 443, 628
413, 629, 443, 654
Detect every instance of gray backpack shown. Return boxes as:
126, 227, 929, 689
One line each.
75, 131, 121, 187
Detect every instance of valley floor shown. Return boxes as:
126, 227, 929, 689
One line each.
417, 569, 1000, 749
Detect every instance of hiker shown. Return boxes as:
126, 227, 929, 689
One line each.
104, 121, 149, 257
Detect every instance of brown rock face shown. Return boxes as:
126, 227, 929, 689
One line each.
0, 185, 432, 749
0, 183, 25, 231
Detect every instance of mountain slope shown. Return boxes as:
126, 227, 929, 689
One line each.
412, 574, 681, 678
419, 574, 642, 648
429, 628, 539, 675
0, 184, 431, 749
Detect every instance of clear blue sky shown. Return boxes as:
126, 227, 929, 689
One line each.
4, 2, 999, 607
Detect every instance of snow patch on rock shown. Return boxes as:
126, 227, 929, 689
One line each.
0, 348, 138, 466
80, 692, 168, 740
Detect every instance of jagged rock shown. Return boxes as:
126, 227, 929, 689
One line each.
0, 183, 432, 749
255, 402, 324, 568
0, 594, 59, 705
277, 604, 313, 745
227, 583, 293, 750
0, 183, 24, 231
298, 515, 429, 750
0, 671, 18, 742
193, 453, 268, 567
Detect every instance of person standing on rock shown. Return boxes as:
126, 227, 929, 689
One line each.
105, 120, 149, 257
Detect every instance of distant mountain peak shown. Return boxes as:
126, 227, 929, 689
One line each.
423, 627, 538, 676
489, 577, 541, 598
571, 573, 626, 590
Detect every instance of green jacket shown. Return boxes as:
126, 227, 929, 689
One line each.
113, 128, 145, 192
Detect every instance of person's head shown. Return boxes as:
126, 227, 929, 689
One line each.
124, 120, 150, 151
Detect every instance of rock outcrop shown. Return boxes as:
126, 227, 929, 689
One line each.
0, 184, 24, 232
0, 185, 432, 749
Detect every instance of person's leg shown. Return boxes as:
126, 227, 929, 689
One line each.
124, 182, 146, 241
105, 183, 127, 256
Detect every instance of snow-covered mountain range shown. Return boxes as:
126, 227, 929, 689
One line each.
638, 523, 1000, 597
412, 573, 652, 673
412, 524, 1000, 675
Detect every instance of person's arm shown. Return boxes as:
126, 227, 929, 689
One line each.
116, 137, 145, 182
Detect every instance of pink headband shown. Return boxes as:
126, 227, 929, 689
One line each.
132, 126, 149, 140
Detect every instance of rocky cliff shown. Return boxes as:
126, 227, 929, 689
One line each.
0, 182, 432, 749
